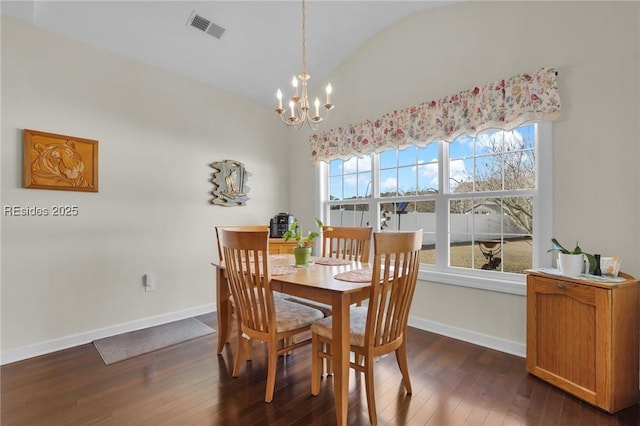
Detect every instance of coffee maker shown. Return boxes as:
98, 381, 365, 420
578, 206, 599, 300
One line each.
270, 213, 295, 238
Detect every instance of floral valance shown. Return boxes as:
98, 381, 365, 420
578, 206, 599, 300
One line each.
309, 67, 560, 164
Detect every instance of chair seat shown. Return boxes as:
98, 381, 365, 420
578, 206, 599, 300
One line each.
283, 296, 333, 317
274, 298, 324, 332
310, 306, 368, 347
230, 289, 285, 306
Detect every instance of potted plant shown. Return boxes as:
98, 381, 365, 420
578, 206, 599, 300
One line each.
548, 238, 596, 275
283, 218, 327, 266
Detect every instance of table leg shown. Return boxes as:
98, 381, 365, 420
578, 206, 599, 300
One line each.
216, 267, 231, 354
332, 292, 351, 426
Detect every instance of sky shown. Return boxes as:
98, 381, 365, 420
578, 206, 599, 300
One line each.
329, 124, 535, 200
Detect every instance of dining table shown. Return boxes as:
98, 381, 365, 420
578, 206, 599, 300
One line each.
212, 254, 371, 426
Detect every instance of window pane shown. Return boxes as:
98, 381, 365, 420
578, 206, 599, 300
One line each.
476, 239, 503, 271
380, 150, 397, 168
504, 150, 535, 190
343, 157, 359, 174
503, 196, 533, 236
449, 236, 474, 269
417, 163, 438, 194
397, 166, 415, 195
449, 158, 473, 193
358, 173, 372, 198
501, 236, 532, 273
357, 155, 372, 172
450, 136, 474, 160
329, 159, 343, 176
476, 131, 503, 155
343, 173, 357, 199
330, 176, 343, 200
416, 200, 435, 265
380, 169, 397, 196
417, 143, 438, 164
398, 146, 417, 167
475, 154, 503, 192
472, 197, 500, 238
328, 204, 370, 227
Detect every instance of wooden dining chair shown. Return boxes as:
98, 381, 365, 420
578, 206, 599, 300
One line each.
215, 225, 269, 355
321, 225, 372, 262
284, 226, 374, 320
310, 230, 422, 425
220, 228, 324, 403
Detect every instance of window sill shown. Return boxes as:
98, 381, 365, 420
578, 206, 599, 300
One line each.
417, 267, 526, 296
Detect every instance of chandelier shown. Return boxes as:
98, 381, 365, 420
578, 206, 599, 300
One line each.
275, 0, 334, 130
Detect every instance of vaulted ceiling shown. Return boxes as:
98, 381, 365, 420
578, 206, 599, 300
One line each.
1, 1, 455, 106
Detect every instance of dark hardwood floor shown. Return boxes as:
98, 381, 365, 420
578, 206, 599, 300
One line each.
2, 313, 638, 425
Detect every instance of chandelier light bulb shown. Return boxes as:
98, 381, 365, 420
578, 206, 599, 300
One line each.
289, 100, 295, 119
292, 76, 299, 99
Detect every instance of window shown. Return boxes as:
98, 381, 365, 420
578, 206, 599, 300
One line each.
320, 123, 552, 291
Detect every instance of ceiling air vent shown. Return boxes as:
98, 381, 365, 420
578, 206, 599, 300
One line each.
187, 11, 226, 39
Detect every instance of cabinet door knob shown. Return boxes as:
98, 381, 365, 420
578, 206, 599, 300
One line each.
557, 283, 567, 289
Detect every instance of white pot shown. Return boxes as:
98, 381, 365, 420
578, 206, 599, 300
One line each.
558, 253, 587, 276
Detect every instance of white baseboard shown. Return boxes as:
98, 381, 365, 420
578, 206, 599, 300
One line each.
408, 316, 525, 358
2, 306, 524, 365
1, 304, 215, 365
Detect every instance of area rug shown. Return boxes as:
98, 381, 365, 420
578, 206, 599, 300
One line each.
93, 318, 215, 365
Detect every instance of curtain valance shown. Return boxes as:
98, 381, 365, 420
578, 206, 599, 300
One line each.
309, 67, 560, 164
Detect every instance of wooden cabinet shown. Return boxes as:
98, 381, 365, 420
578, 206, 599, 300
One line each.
526, 270, 639, 412
268, 238, 298, 254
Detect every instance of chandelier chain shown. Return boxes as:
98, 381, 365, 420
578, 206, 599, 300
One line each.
302, 0, 306, 76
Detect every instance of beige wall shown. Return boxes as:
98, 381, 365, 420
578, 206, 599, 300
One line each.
2, 1, 639, 362
289, 1, 640, 354
1, 17, 290, 361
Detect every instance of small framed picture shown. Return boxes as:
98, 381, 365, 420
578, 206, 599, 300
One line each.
600, 256, 621, 277
23, 129, 98, 192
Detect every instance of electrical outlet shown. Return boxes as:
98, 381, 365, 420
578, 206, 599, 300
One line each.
144, 273, 156, 292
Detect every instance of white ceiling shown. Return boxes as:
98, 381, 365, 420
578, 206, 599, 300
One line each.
0, 1, 455, 106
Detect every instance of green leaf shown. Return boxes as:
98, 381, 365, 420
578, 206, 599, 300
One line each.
583, 253, 596, 274
548, 238, 570, 254
573, 242, 582, 254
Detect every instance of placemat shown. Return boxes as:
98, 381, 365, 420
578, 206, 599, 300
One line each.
311, 256, 353, 266
334, 268, 372, 283
269, 254, 288, 261
271, 265, 298, 276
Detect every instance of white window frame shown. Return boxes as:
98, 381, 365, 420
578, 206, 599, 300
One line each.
316, 122, 553, 296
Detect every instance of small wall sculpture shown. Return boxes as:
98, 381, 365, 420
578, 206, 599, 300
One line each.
210, 160, 250, 206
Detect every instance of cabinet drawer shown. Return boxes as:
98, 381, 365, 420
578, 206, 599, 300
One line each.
530, 276, 596, 305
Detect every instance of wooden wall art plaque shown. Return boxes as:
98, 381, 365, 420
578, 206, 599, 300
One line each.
210, 160, 250, 206
23, 129, 98, 192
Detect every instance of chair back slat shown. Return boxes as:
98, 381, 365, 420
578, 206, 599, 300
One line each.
221, 229, 273, 334
215, 225, 269, 262
321, 226, 372, 262
367, 231, 422, 348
